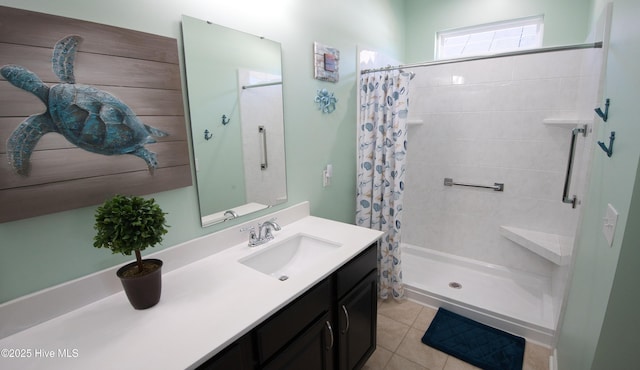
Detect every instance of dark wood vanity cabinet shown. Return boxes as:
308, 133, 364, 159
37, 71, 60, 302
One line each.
337, 271, 377, 369
262, 311, 335, 370
196, 242, 378, 370
196, 333, 254, 370
335, 244, 378, 370
257, 278, 333, 369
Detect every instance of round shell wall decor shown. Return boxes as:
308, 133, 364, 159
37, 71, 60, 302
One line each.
315, 89, 338, 114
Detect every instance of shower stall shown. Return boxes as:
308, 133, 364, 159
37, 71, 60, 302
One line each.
359, 33, 607, 346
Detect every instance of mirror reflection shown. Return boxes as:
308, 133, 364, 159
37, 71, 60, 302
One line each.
181, 15, 287, 227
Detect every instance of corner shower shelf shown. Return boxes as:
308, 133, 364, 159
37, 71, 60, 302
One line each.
499, 226, 573, 265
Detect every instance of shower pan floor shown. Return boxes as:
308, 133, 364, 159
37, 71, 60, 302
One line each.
401, 244, 555, 345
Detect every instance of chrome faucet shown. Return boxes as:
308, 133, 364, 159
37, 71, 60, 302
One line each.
258, 219, 281, 242
223, 209, 239, 221
241, 219, 281, 247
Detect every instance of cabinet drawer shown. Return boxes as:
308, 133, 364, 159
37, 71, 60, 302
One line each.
336, 242, 377, 299
255, 278, 331, 364
262, 312, 334, 370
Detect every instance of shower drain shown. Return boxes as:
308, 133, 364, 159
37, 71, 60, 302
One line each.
278, 275, 289, 281
448, 282, 462, 289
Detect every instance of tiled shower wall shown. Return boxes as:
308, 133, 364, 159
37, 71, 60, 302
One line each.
239, 70, 287, 205
403, 49, 602, 277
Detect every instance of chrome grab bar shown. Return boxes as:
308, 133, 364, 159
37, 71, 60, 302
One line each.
242, 81, 282, 90
444, 177, 504, 192
259, 125, 268, 170
562, 125, 587, 208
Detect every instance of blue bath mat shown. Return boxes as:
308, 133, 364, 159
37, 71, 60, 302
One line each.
421, 308, 525, 370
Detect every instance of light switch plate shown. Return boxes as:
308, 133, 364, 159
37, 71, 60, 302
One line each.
603, 203, 618, 247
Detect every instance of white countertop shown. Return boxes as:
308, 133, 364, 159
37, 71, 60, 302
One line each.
0, 212, 382, 370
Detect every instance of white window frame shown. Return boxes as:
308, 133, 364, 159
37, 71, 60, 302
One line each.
435, 15, 544, 60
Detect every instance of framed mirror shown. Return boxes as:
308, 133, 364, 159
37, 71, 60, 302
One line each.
181, 15, 287, 227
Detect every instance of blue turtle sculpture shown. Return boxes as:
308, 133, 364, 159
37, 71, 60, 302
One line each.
1, 35, 168, 176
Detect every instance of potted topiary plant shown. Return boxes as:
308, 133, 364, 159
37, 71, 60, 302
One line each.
93, 194, 169, 309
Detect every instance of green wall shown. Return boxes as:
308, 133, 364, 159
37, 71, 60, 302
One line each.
557, 0, 640, 368
591, 157, 640, 368
7, 9, 637, 368
403, 0, 592, 63
0, 0, 405, 303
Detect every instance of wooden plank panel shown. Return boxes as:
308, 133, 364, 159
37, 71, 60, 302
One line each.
0, 43, 182, 90
0, 6, 191, 223
0, 81, 47, 116
0, 6, 179, 64
0, 141, 190, 190
104, 87, 186, 116
0, 116, 187, 153
0, 82, 185, 116
141, 116, 189, 142
0, 127, 75, 153
0, 165, 193, 223
71, 53, 182, 90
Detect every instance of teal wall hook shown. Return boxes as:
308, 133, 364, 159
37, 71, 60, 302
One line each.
598, 131, 615, 157
221, 115, 230, 125
204, 129, 213, 140
595, 98, 610, 122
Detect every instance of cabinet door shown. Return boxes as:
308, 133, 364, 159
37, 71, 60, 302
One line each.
255, 278, 331, 365
338, 270, 377, 370
196, 333, 254, 370
263, 312, 335, 370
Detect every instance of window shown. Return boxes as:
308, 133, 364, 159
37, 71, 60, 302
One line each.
436, 15, 544, 60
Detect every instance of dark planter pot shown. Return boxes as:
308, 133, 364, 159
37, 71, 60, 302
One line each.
116, 259, 163, 309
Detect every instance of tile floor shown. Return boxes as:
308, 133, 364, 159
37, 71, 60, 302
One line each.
363, 299, 551, 370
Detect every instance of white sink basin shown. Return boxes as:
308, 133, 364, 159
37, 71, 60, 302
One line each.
239, 234, 342, 280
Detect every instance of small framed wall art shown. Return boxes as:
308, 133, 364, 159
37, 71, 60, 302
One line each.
314, 42, 339, 83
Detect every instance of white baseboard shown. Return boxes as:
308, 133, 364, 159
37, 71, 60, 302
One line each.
549, 348, 558, 370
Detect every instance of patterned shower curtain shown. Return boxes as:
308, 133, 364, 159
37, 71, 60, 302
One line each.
356, 70, 411, 300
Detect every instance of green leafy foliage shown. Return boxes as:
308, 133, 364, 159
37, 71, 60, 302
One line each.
93, 195, 169, 256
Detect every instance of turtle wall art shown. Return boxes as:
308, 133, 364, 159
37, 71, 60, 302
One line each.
2, 35, 168, 176
0, 6, 191, 223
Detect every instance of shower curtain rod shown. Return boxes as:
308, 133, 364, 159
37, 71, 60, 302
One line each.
360, 41, 603, 75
